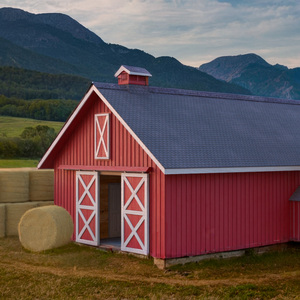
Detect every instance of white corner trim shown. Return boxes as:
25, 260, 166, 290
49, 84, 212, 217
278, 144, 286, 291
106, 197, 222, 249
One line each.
164, 166, 300, 175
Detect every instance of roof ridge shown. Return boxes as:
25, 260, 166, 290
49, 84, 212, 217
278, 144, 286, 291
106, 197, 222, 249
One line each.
92, 82, 300, 105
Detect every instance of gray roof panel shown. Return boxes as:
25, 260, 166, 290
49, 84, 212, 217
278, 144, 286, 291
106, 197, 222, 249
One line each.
94, 83, 300, 170
289, 186, 300, 201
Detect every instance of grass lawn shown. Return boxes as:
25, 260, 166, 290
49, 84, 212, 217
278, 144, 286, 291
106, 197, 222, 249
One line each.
0, 159, 39, 168
0, 116, 64, 137
0, 238, 299, 299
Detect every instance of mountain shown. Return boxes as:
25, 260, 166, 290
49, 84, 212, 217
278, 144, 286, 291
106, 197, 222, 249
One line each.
0, 7, 250, 95
199, 54, 300, 100
199, 54, 270, 81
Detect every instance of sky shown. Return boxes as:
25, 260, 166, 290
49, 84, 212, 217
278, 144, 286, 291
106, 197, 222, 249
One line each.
2, 0, 300, 68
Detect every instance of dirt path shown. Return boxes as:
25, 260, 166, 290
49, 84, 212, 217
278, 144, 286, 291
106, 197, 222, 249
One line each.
1, 259, 299, 287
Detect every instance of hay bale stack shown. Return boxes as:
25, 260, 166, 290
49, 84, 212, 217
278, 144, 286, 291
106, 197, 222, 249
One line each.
0, 204, 5, 238
0, 169, 29, 203
6, 202, 38, 236
37, 201, 54, 207
18, 205, 73, 252
29, 170, 54, 201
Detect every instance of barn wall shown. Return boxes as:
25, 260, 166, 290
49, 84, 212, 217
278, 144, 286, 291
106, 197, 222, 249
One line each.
290, 201, 300, 241
165, 171, 300, 259
53, 92, 165, 258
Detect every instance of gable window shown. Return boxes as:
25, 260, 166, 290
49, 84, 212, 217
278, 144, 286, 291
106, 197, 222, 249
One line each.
95, 113, 110, 159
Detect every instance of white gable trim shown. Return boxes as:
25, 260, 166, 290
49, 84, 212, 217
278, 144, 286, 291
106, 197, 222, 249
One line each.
93, 88, 165, 173
114, 65, 152, 77
164, 166, 300, 175
38, 87, 95, 169
38, 85, 165, 173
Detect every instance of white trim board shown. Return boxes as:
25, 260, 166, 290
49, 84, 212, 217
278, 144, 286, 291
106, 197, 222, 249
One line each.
164, 166, 300, 175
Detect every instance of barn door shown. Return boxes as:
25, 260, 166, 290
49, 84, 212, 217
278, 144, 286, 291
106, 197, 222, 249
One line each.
121, 173, 149, 255
76, 171, 100, 246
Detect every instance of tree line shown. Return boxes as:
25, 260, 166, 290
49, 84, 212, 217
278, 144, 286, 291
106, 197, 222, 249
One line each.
0, 66, 90, 100
0, 95, 78, 121
0, 125, 57, 159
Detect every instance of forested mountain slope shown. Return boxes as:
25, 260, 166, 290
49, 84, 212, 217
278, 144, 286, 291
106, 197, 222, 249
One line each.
0, 7, 250, 95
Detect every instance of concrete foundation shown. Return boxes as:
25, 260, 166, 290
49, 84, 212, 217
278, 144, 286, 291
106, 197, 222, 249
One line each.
154, 243, 292, 269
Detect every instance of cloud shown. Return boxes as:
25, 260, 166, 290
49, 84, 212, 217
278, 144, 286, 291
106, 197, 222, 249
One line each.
1, 0, 300, 67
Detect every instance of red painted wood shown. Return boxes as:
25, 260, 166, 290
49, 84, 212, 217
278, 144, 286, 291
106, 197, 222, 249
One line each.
53, 92, 165, 258
290, 201, 300, 241
117, 71, 148, 86
50, 89, 300, 259
164, 171, 300, 259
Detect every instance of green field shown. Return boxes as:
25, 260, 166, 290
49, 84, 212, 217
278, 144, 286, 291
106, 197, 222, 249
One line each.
0, 116, 63, 167
0, 116, 64, 137
0, 159, 39, 168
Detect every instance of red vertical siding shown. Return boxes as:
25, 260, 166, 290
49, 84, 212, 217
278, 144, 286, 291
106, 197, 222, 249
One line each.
165, 171, 300, 259
53, 92, 165, 258
290, 201, 300, 241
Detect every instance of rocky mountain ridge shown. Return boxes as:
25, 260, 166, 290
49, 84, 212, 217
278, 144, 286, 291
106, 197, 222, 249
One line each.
199, 54, 300, 99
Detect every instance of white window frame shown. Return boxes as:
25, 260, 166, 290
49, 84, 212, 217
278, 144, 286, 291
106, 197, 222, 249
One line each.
95, 113, 110, 159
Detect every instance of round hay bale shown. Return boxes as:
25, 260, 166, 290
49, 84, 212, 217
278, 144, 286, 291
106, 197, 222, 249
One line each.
18, 205, 73, 252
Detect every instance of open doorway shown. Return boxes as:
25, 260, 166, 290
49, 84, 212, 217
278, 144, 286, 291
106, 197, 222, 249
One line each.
99, 174, 121, 249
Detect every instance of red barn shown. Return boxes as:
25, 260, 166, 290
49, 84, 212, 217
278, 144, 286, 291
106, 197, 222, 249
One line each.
39, 65, 300, 267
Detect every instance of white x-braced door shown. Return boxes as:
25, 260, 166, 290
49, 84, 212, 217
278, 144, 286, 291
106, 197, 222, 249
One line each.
76, 171, 100, 246
121, 173, 149, 255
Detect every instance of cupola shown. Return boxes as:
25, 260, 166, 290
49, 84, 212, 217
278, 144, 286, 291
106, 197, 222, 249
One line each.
114, 65, 152, 86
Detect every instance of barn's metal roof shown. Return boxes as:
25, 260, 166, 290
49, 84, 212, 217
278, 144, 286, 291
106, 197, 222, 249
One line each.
94, 82, 300, 172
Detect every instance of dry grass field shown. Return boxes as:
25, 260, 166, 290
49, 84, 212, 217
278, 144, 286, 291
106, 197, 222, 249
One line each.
0, 237, 299, 299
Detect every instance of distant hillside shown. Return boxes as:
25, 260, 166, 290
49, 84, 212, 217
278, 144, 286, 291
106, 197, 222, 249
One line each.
199, 54, 300, 100
0, 7, 250, 95
0, 66, 90, 100
0, 66, 87, 122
